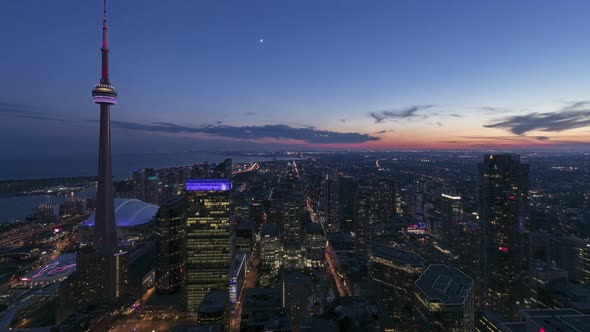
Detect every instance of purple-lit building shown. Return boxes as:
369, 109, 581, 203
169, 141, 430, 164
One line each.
185, 179, 231, 312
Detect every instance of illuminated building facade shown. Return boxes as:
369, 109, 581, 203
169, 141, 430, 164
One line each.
185, 179, 231, 312
155, 197, 186, 294
261, 223, 281, 273
304, 223, 325, 267
479, 153, 529, 319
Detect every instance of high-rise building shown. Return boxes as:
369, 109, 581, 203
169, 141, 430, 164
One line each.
304, 223, 325, 267
185, 179, 231, 312
261, 223, 281, 273
413, 180, 427, 226
479, 153, 529, 319
338, 175, 356, 232
76, 0, 129, 305
550, 235, 590, 285
439, 193, 463, 246
36, 203, 60, 223
368, 244, 426, 318
132, 169, 145, 201
144, 168, 159, 204
414, 264, 474, 331
283, 201, 303, 244
155, 197, 186, 294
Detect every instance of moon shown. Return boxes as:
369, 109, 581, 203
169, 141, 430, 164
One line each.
259, 38, 264, 43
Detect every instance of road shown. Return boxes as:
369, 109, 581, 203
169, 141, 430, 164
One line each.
304, 195, 349, 297
325, 247, 352, 297
233, 162, 259, 175
0, 213, 89, 248
230, 248, 260, 331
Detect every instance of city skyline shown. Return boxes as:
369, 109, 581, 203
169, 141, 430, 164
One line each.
3, 1, 590, 331
1, 0, 590, 156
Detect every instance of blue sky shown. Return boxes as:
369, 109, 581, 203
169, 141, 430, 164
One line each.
1, 0, 590, 155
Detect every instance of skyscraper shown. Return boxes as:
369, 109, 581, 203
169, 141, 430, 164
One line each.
155, 197, 186, 294
338, 175, 356, 232
185, 179, 231, 312
479, 153, 529, 319
75, 0, 128, 304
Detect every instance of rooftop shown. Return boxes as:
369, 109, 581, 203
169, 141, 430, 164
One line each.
22, 253, 76, 282
526, 310, 590, 332
243, 308, 292, 331
370, 244, 425, 266
262, 223, 279, 237
243, 288, 282, 309
198, 290, 228, 314
185, 179, 231, 191
82, 198, 159, 227
415, 264, 473, 305
305, 223, 324, 235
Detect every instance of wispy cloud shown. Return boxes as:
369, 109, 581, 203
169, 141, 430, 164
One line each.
108, 121, 380, 144
480, 106, 513, 114
0, 102, 64, 122
369, 105, 435, 123
484, 101, 590, 135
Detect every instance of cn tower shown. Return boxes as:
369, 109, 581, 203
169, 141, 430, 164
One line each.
92, 0, 117, 253
76, 0, 127, 304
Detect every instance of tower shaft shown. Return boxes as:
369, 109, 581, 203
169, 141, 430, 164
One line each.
95, 103, 117, 252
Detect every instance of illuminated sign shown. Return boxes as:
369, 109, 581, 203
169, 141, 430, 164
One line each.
186, 179, 231, 191
230, 277, 238, 304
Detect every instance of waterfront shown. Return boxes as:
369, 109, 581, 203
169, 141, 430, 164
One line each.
0, 151, 285, 180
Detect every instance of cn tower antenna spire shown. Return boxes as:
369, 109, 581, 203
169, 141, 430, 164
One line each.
101, 0, 110, 84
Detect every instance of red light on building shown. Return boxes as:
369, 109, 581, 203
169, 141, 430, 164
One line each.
508, 195, 516, 200
539, 328, 545, 332
499, 246, 509, 253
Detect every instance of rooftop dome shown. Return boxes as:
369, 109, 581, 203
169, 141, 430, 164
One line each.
82, 198, 159, 227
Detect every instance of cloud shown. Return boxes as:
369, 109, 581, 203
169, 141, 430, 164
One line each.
436, 122, 443, 127
376, 130, 387, 134
449, 113, 462, 117
484, 101, 590, 135
480, 106, 512, 114
245, 112, 257, 116
339, 119, 346, 123
369, 105, 435, 123
0, 102, 64, 122
535, 136, 550, 141
109, 121, 379, 144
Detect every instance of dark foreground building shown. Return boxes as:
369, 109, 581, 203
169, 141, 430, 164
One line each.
479, 153, 529, 319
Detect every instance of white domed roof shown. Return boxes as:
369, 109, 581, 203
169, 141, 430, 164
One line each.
82, 198, 159, 227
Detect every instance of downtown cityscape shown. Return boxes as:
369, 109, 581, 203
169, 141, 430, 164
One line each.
1, 1, 590, 332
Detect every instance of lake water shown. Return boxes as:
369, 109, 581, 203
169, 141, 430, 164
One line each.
0, 151, 278, 180
0, 151, 288, 223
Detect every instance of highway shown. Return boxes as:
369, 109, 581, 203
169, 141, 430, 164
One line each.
233, 162, 259, 175
0, 213, 89, 248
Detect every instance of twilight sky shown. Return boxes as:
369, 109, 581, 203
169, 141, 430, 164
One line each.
1, 0, 590, 156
